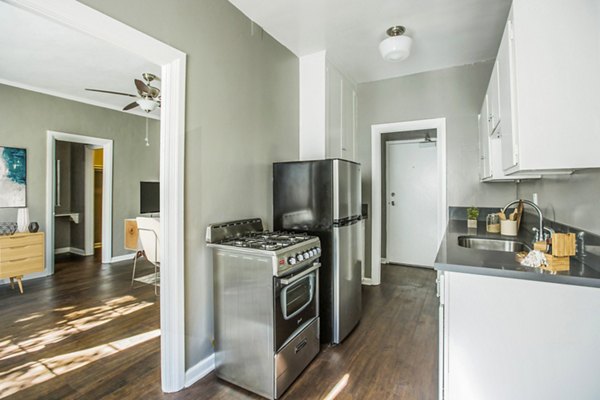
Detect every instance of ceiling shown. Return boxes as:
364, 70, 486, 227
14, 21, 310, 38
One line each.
0, 2, 161, 119
228, 0, 511, 83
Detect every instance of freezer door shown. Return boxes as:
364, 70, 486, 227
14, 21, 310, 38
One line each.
273, 160, 333, 231
333, 160, 361, 221
332, 219, 362, 343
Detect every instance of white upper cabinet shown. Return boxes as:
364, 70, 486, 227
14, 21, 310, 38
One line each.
480, 0, 600, 175
299, 52, 357, 162
327, 63, 357, 161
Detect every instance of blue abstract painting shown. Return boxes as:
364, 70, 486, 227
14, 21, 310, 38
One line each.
0, 147, 26, 207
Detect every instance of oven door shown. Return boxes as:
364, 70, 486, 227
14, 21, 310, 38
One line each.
274, 262, 320, 351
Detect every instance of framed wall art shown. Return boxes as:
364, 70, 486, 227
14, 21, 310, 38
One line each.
0, 147, 27, 208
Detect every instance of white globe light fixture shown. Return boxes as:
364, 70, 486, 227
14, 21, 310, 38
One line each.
379, 26, 412, 62
137, 98, 159, 113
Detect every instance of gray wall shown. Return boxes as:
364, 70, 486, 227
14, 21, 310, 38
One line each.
0, 83, 160, 257
517, 171, 600, 235
357, 62, 517, 275
79, 0, 300, 368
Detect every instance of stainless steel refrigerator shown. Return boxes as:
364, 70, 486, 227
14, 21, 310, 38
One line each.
273, 159, 362, 344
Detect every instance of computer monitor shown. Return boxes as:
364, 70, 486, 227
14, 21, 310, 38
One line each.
140, 181, 159, 214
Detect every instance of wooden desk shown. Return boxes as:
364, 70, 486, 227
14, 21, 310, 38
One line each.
0, 232, 45, 294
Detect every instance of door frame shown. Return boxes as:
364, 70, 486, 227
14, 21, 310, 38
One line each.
84, 145, 102, 255
370, 118, 447, 285
8, 0, 187, 392
46, 132, 113, 266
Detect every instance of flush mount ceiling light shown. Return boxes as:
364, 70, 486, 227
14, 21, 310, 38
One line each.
379, 26, 412, 62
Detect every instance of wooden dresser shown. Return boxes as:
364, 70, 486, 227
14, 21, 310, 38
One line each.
0, 232, 45, 294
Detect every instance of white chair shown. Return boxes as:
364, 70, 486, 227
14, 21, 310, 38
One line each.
131, 217, 160, 295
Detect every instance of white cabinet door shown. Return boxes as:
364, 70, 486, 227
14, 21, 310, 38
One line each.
340, 80, 355, 160
478, 97, 491, 180
326, 65, 343, 159
497, 13, 519, 171
486, 62, 500, 135
327, 63, 357, 161
443, 272, 600, 400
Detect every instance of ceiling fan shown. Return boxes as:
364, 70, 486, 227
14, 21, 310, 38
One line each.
86, 73, 161, 113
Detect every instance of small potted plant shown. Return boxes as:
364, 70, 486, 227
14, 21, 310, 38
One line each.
467, 207, 479, 229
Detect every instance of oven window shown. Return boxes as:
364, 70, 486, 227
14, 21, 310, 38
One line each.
281, 275, 314, 320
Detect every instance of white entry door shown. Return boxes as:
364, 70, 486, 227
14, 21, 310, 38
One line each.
386, 140, 438, 267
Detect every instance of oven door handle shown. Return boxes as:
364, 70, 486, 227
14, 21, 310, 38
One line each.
280, 263, 321, 285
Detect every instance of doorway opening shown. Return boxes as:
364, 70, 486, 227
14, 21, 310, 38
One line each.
12, 0, 188, 392
370, 118, 447, 285
47, 132, 113, 269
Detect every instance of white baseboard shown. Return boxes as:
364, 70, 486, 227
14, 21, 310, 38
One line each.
184, 353, 215, 388
70, 247, 87, 256
111, 253, 136, 263
361, 278, 375, 286
54, 247, 86, 256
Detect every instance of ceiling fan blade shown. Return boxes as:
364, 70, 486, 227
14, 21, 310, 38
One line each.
85, 88, 138, 98
123, 101, 139, 111
135, 79, 152, 96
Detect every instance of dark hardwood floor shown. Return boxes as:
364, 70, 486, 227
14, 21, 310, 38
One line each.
0, 253, 161, 400
180, 264, 438, 400
0, 259, 437, 400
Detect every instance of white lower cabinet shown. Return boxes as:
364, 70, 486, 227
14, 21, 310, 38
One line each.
438, 271, 600, 400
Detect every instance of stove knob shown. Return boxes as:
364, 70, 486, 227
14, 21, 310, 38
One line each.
316, 247, 321, 254
303, 251, 310, 259
297, 253, 304, 262
308, 249, 315, 257
288, 256, 297, 265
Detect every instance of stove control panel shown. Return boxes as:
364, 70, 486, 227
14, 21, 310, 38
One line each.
277, 242, 321, 275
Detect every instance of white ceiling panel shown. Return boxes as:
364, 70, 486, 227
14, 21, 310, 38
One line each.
0, 2, 160, 118
229, 0, 511, 83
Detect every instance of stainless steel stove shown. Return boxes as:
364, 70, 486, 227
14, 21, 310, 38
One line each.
206, 218, 321, 399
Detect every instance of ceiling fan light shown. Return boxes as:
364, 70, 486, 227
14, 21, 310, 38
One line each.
137, 98, 158, 112
379, 34, 412, 62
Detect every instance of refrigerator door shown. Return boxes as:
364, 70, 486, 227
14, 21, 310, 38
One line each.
332, 219, 362, 343
333, 159, 361, 221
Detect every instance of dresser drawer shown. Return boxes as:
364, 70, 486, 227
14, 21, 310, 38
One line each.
0, 256, 44, 278
0, 244, 44, 263
0, 233, 44, 249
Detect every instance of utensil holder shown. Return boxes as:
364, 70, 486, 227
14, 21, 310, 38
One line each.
501, 220, 518, 236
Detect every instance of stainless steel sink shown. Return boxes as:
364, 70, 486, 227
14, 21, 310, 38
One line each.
458, 236, 532, 253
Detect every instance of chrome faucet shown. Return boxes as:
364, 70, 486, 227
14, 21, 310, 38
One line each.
502, 199, 544, 242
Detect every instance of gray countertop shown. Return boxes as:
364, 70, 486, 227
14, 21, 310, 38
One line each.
434, 220, 600, 288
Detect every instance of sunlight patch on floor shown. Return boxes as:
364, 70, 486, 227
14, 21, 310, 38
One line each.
0, 329, 161, 399
323, 373, 350, 400
0, 295, 154, 361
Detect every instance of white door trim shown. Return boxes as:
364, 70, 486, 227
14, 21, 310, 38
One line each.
46, 131, 113, 267
370, 118, 447, 285
9, 0, 187, 392
84, 146, 95, 256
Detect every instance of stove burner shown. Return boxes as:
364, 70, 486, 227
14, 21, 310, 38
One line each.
219, 231, 312, 251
